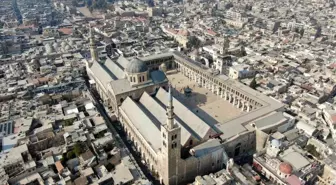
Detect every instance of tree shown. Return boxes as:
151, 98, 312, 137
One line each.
67, 151, 76, 159
306, 144, 320, 158
186, 36, 201, 49
249, 78, 257, 89
73, 143, 83, 157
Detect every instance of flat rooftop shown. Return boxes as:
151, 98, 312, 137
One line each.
167, 71, 243, 125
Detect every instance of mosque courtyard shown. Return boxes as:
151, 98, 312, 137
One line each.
166, 70, 243, 125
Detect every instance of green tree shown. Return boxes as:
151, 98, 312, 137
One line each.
186, 36, 201, 49
73, 143, 83, 157
249, 78, 258, 89
306, 144, 320, 158
67, 151, 76, 159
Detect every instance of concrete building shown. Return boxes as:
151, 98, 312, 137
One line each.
229, 64, 256, 80
253, 139, 322, 185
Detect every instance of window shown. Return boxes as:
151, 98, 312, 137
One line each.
172, 144, 174, 149
142, 76, 145, 81
162, 133, 166, 138
133, 77, 136, 82
139, 76, 142, 82
163, 141, 166, 147
189, 140, 193, 146
171, 135, 174, 140
130, 77, 133, 82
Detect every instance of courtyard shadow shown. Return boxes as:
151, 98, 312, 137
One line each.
172, 88, 219, 126
192, 107, 219, 126
172, 89, 208, 107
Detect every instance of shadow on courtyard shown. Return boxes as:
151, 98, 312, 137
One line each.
172, 89, 220, 125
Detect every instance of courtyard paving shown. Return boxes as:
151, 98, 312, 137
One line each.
166, 71, 243, 124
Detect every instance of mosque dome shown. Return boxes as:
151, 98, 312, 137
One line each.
126, 58, 148, 74
279, 162, 292, 174
271, 139, 282, 148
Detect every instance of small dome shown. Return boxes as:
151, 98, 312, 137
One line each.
279, 162, 292, 174
126, 58, 148, 73
271, 139, 281, 148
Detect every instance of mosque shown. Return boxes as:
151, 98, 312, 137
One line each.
85, 27, 228, 184
85, 28, 284, 185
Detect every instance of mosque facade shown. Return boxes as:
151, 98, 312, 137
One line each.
85, 28, 284, 185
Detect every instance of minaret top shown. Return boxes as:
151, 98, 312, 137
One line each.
168, 85, 173, 105
166, 85, 175, 130
89, 26, 98, 62
89, 26, 95, 44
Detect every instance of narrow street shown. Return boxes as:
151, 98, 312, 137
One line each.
85, 78, 160, 185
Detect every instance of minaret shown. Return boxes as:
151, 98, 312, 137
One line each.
167, 85, 176, 129
89, 26, 98, 62
159, 85, 181, 185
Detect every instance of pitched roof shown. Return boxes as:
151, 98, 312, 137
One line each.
119, 97, 161, 153
138, 92, 194, 146
104, 58, 125, 79
155, 88, 213, 140
90, 62, 114, 89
